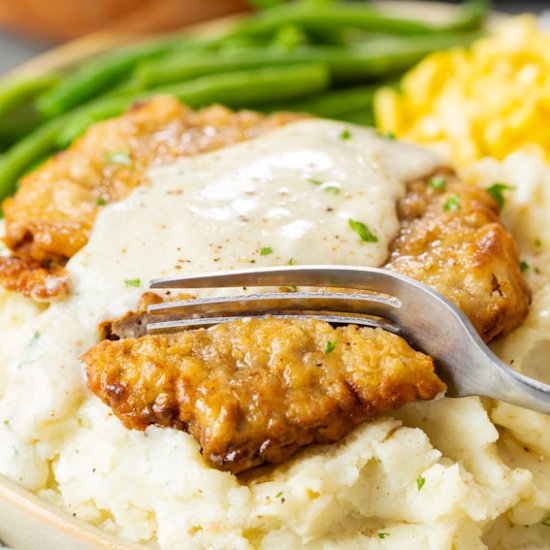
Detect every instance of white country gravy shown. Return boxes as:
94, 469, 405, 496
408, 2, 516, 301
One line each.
70, 119, 442, 320
0, 119, 441, 476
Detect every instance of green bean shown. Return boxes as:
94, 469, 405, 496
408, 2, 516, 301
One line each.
161, 61, 330, 107
328, 32, 482, 81
57, 62, 330, 147
140, 32, 480, 88
0, 118, 65, 201
270, 25, 309, 50
229, 0, 488, 39
0, 118, 42, 151
0, 98, 48, 150
244, 0, 285, 8
35, 37, 212, 119
260, 84, 378, 118
22, 155, 51, 177
338, 109, 375, 127
56, 96, 133, 149
0, 73, 60, 120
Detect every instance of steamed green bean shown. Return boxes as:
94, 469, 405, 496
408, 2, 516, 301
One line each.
35, 38, 211, 118
163, 61, 330, 107
229, 0, 488, 39
57, 62, 330, 147
0, 73, 60, 119
0, 118, 65, 201
140, 32, 480, 88
261, 84, 379, 118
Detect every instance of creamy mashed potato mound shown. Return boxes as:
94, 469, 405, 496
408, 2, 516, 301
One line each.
0, 121, 550, 549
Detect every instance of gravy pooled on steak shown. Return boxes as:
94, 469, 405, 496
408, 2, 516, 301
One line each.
0, 96, 303, 299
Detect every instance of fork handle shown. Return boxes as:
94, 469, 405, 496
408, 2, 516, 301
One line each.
442, 342, 550, 415
491, 363, 550, 414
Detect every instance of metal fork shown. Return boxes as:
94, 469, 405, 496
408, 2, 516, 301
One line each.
148, 265, 550, 415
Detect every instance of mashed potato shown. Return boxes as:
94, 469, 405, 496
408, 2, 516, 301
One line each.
1, 132, 550, 549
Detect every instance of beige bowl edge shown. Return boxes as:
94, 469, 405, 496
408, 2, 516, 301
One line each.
0, 474, 145, 550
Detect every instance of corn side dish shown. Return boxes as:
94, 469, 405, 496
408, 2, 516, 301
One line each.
375, 16, 550, 166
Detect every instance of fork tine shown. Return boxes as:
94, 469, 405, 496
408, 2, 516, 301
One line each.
147, 265, 550, 415
147, 291, 400, 319
147, 313, 400, 334
149, 265, 406, 296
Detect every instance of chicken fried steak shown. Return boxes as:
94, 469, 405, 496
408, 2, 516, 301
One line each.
78, 112, 530, 473
82, 166, 530, 473
82, 318, 445, 474
386, 172, 530, 342
0, 96, 302, 299
2, 97, 530, 473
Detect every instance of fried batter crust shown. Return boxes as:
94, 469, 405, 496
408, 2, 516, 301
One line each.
82, 318, 445, 473
385, 172, 530, 342
0, 96, 302, 298
0, 255, 70, 300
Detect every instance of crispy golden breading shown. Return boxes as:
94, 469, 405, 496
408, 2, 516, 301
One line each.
0, 255, 70, 300
82, 318, 445, 473
385, 172, 530, 342
0, 96, 302, 299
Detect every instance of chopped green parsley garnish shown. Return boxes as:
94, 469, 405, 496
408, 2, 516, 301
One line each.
348, 219, 379, 243
325, 341, 337, 354
519, 261, 529, 273
124, 278, 141, 288
30, 331, 41, 346
3, 420, 8, 426
96, 197, 107, 206
428, 176, 447, 191
105, 150, 132, 165
416, 474, 426, 491
307, 178, 323, 186
260, 247, 273, 256
320, 183, 341, 195
443, 194, 461, 212
309, 178, 342, 194
542, 517, 550, 527
288, 257, 295, 266
275, 491, 283, 498
377, 532, 390, 539
486, 183, 515, 210
340, 129, 352, 140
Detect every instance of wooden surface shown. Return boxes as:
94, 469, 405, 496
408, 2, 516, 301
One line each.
0, 0, 250, 40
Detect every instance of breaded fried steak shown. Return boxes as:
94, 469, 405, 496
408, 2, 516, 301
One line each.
0, 99, 531, 473
0, 96, 303, 299
82, 318, 445, 474
386, 172, 530, 342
